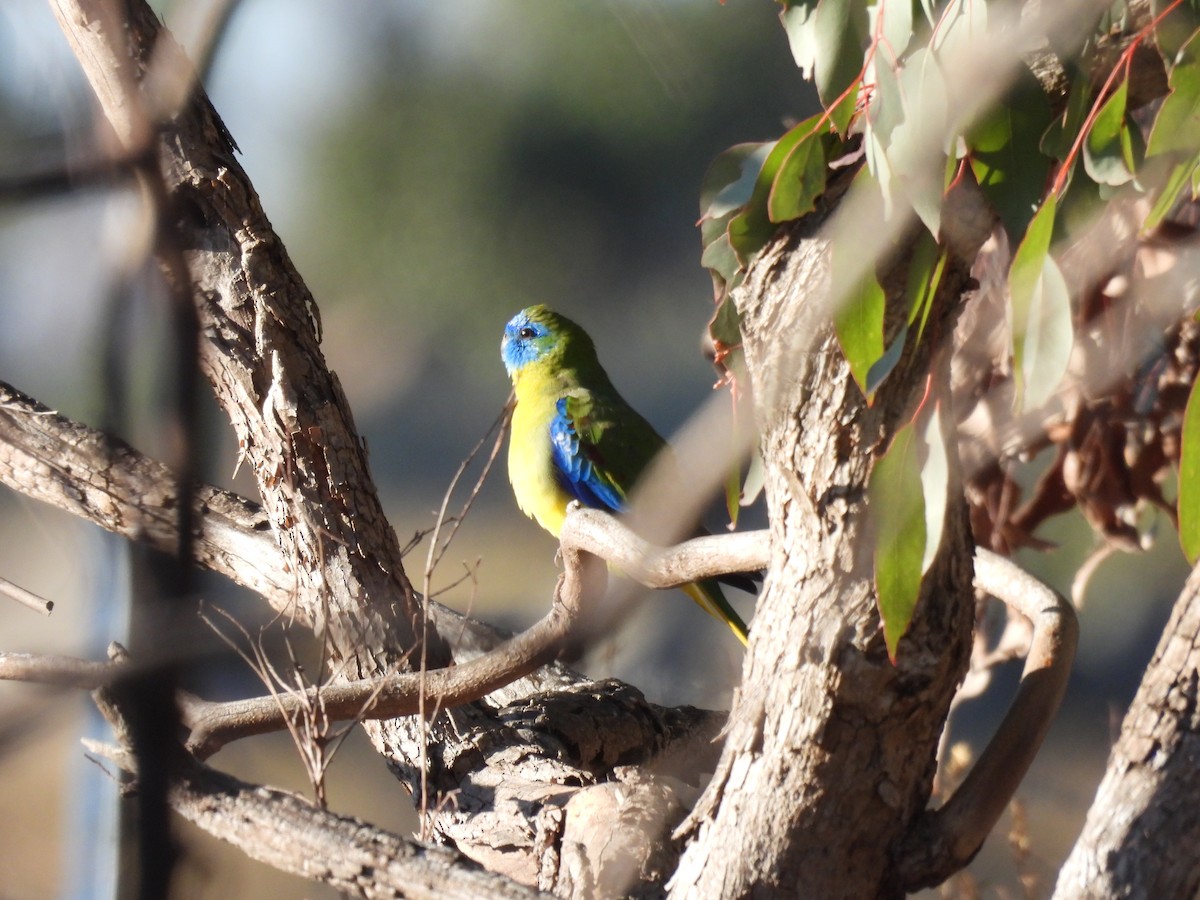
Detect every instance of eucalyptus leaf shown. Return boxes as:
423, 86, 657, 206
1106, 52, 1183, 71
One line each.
869, 418, 927, 661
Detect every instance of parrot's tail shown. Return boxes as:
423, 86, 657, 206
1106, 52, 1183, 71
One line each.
682, 580, 750, 647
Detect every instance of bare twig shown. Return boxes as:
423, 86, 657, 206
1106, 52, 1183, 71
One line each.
0, 651, 114, 687
0, 577, 54, 616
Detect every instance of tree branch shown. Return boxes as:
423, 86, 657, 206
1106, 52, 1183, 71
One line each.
82, 688, 550, 900
896, 549, 1079, 889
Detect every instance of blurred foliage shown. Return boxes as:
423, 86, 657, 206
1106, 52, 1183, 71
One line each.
297, 1, 816, 373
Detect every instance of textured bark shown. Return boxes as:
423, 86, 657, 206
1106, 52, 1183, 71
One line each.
1052, 567, 1200, 899
670, 201, 979, 897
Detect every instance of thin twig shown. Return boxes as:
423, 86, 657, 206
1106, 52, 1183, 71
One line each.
0, 577, 54, 616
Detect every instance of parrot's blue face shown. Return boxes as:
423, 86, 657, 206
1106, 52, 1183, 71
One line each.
502, 307, 557, 376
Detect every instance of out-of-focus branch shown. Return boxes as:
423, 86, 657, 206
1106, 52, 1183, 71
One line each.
0, 380, 291, 610
896, 549, 1078, 889
81, 689, 549, 900
0, 577, 54, 616
0, 651, 113, 687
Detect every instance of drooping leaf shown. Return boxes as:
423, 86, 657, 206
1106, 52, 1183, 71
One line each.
931, 0, 987, 60
886, 48, 950, 236
701, 228, 741, 285
869, 419, 927, 661
814, 0, 869, 128
709, 291, 743, 353
1178, 374, 1200, 562
1148, 30, 1200, 157
778, 0, 822, 78
871, 0, 914, 61
1041, 68, 1092, 162
1152, 0, 1200, 64
968, 68, 1055, 241
1083, 74, 1136, 186
1009, 196, 1073, 409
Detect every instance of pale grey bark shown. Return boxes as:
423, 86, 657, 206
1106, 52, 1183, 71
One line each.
1053, 567, 1200, 900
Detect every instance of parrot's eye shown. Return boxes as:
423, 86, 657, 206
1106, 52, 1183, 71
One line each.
519, 326, 537, 340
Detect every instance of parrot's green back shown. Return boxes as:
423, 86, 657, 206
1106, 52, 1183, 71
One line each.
501, 305, 750, 645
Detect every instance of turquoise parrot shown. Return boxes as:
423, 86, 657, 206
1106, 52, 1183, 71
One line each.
501, 304, 750, 646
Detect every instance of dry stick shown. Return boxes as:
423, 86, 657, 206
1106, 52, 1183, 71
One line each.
896, 548, 1079, 890
0, 577, 54, 616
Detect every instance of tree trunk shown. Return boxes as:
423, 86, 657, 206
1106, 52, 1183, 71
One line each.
670, 205, 978, 897
1053, 565, 1200, 899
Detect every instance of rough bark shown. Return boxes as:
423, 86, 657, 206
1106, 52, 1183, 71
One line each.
1052, 566, 1200, 899
669, 198, 979, 897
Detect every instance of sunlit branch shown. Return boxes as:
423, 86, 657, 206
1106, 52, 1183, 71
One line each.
897, 549, 1079, 889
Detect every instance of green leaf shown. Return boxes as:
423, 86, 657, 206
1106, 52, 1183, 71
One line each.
1152, 0, 1200, 63
1178, 375, 1200, 562
728, 114, 824, 265
768, 128, 828, 221
885, 48, 949, 236
1009, 196, 1074, 409
709, 292, 743, 351
701, 230, 741, 286
931, 0, 987, 57
1144, 154, 1200, 233
815, 0, 869, 120
1148, 31, 1200, 157
869, 419, 926, 661
832, 168, 886, 399
866, 323, 907, 397
904, 230, 947, 343
700, 142, 774, 221
1083, 75, 1135, 186
968, 68, 1055, 241
872, 0, 913, 61
1041, 68, 1092, 162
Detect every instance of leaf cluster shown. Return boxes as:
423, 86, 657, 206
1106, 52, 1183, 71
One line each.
699, 0, 1200, 655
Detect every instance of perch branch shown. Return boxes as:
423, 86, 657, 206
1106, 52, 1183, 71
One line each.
0, 497, 750, 760
896, 548, 1079, 889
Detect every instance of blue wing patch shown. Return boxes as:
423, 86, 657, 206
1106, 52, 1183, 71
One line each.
550, 396, 626, 512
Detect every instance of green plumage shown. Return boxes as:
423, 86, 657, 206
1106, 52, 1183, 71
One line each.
501, 305, 750, 645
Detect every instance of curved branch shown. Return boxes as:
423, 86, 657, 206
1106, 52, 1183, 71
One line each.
896, 549, 1079, 889
560, 506, 769, 587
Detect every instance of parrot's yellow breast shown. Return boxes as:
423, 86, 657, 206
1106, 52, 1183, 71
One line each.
508, 367, 573, 537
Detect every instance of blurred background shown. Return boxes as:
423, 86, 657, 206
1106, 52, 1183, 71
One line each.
0, 0, 1188, 897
